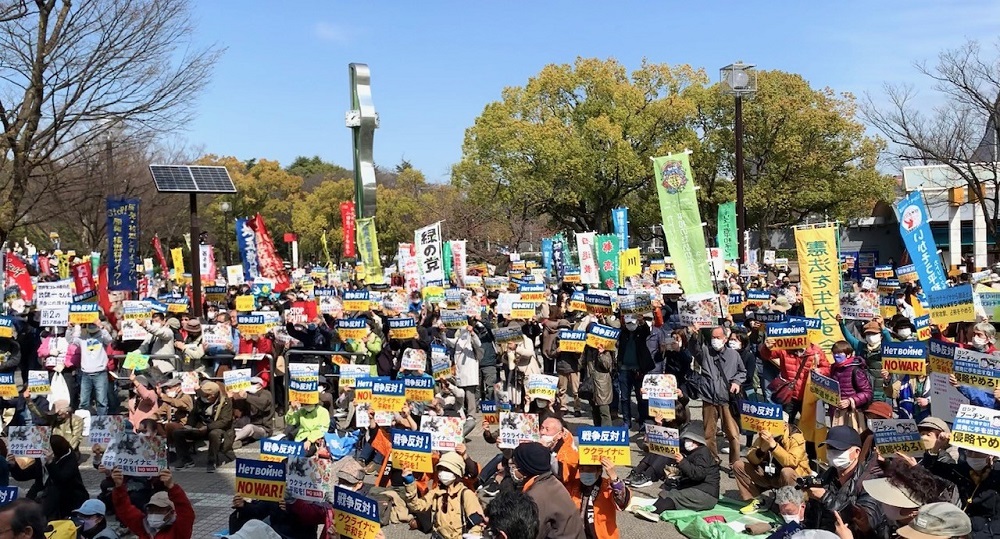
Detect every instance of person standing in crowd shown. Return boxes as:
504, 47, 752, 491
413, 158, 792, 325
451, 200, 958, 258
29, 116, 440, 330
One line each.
8, 434, 88, 521
112, 469, 194, 539
139, 313, 175, 358
689, 326, 745, 469
827, 340, 873, 431
474, 317, 498, 402
175, 318, 206, 370
585, 343, 615, 427
72, 322, 113, 416
510, 442, 586, 539
616, 314, 653, 431
447, 321, 482, 418
760, 336, 830, 423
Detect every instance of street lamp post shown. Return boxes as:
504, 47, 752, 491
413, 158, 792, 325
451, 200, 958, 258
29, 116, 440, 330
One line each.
720, 62, 757, 264
219, 201, 232, 265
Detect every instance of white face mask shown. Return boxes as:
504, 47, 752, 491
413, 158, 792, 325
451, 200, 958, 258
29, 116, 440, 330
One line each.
534, 399, 548, 408
625, 322, 638, 331
710, 338, 726, 351
437, 470, 457, 486
247, 385, 260, 394
781, 514, 802, 524
966, 456, 990, 471
728, 340, 741, 350
865, 334, 881, 345
897, 328, 912, 339
827, 448, 855, 471
150, 322, 162, 332
539, 434, 555, 446
683, 441, 699, 452
973, 336, 989, 348
146, 514, 167, 529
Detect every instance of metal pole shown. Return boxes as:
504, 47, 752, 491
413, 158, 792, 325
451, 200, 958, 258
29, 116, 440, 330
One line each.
190, 193, 202, 318
735, 94, 746, 264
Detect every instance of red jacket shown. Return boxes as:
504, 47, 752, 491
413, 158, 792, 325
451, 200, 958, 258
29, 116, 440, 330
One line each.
760, 343, 830, 400
238, 336, 274, 387
112, 484, 194, 539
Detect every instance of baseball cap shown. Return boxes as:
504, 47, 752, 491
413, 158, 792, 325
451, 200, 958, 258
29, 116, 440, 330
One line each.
862, 477, 921, 508
896, 502, 972, 539
819, 426, 862, 450
72, 499, 106, 516
918, 417, 951, 434
146, 491, 175, 511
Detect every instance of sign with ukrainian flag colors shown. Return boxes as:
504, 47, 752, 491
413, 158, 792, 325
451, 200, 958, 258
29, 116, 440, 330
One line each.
390, 429, 433, 473
288, 363, 319, 404
0, 317, 13, 339
914, 315, 932, 341
235, 458, 286, 503
236, 314, 266, 337
333, 486, 382, 539
810, 371, 841, 406
388, 318, 417, 340
584, 293, 613, 315
953, 346, 1000, 389
337, 318, 370, 341
765, 323, 809, 350
558, 330, 586, 353
644, 425, 679, 458
928, 339, 955, 374
738, 400, 785, 436
518, 283, 545, 304
526, 374, 558, 402
343, 290, 370, 312
577, 426, 630, 466
403, 376, 435, 403
372, 380, 405, 412
951, 405, 1000, 459
259, 438, 304, 463
928, 283, 976, 325
882, 342, 927, 376
510, 302, 536, 320
586, 323, 620, 351
649, 397, 675, 421
68, 303, 99, 325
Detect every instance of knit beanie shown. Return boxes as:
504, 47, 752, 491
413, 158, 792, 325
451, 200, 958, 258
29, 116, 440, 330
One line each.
512, 442, 551, 477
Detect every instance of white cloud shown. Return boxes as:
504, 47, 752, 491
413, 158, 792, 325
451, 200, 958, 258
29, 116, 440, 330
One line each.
314, 21, 355, 43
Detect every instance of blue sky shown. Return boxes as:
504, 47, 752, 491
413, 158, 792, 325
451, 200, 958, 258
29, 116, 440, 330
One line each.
185, 1, 1000, 183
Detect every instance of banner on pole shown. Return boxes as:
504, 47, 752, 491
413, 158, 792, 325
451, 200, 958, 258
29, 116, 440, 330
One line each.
652, 152, 713, 297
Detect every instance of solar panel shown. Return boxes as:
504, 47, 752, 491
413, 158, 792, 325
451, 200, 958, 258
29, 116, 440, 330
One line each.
149, 165, 237, 194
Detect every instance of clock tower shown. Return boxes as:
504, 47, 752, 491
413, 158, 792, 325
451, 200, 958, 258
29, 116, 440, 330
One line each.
346, 63, 378, 219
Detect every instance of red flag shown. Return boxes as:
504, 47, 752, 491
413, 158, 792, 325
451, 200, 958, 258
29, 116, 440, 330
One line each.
248, 213, 290, 292
152, 235, 169, 280
5, 254, 33, 302
38, 256, 50, 276
340, 201, 356, 258
72, 261, 96, 299
97, 264, 117, 329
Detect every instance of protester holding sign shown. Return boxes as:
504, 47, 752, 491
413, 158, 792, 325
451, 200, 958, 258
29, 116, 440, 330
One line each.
111, 468, 194, 539
584, 338, 616, 427
444, 322, 482, 417
173, 381, 234, 472
827, 341, 873, 431
689, 326, 745, 468
510, 442, 586, 539
760, 336, 830, 423
732, 422, 809, 501
565, 456, 631, 539
634, 430, 720, 520
7, 434, 88, 520
402, 450, 484, 539
71, 321, 114, 416
616, 314, 654, 431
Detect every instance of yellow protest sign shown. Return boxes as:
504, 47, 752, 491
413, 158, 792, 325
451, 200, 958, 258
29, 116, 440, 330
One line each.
235, 295, 255, 312
619, 248, 641, 278
170, 248, 185, 284
577, 427, 630, 466
795, 225, 844, 349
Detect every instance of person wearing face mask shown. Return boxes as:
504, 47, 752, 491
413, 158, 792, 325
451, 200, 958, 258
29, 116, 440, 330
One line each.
565, 457, 630, 539
139, 313, 174, 358
402, 451, 485, 539
837, 315, 889, 403
111, 468, 194, 539
827, 341, 873, 431
283, 398, 331, 455
583, 342, 615, 427
508, 442, 585, 539
963, 322, 997, 353
773, 486, 806, 526
232, 377, 274, 446
689, 326, 746, 469
922, 441, 1000, 536
733, 422, 809, 502
7, 435, 88, 521
616, 314, 654, 431
538, 415, 579, 484
71, 499, 118, 539
71, 321, 113, 416
729, 331, 760, 402
156, 379, 192, 456
634, 430, 720, 520
760, 335, 830, 424
916, 417, 955, 465
173, 381, 234, 472
803, 426, 881, 532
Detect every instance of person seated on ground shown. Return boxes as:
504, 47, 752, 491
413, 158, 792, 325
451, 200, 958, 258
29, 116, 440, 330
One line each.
172, 380, 234, 473
634, 429, 720, 521
861, 457, 960, 539
223, 519, 281, 539
0, 499, 46, 539
625, 406, 692, 488
921, 442, 1000, 527
538, 414, 579, 484
774, 486, 806, 526
92, 424, 161, 518
565, 456, 631, 539
283, 398, 330, 455
402, 451, 485, 539
229, 492, 330, 539
111, 468, 194, 539
483, 491, 540, 539
71, 499, 119, 539
733, 422, 810, 502
509, 442, 585, 539
894, 503, 972, 539
24, 395, 84, 455
8, 434, 89, 521
803, 426, 881, 532
127, 374, 161, 433
232, 376, 274, 447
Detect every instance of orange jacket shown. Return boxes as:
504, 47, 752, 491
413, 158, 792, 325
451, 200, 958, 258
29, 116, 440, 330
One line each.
554, 430, 580, 483
566, 479, 631, 539
760, 343, 830, 400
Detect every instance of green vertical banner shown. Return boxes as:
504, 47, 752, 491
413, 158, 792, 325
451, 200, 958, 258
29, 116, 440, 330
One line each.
652, 152, 714, 298
717, 201, 738, 261
442, 241, 453, 283
595, 234, 620, 290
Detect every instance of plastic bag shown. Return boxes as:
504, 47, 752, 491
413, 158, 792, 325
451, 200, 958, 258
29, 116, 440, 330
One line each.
50, 373, 70, 406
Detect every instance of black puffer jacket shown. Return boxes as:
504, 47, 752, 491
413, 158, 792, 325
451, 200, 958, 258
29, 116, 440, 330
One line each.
924, 455, 1000, 539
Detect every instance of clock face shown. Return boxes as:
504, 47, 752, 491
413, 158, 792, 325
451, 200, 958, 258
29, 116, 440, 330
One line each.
345, 110, 361, 127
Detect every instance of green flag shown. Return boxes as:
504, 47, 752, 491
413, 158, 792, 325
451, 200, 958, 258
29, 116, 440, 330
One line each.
717, 201, 738, 261
652, 152, 713, 297
442, 240, 453, 283
595, 234, 620, 290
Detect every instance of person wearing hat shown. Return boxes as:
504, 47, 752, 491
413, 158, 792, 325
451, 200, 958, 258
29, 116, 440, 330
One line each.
71, 499, 118, 539
803, 426, 880, 531
402, 450, 485, 539
507, 441, 584, 539
172, 380, 233, 472
223, 519, 280, 539
896, 502, 972, 539
112, 469, 194, 539
837, 314, 890, 404
23, 392, 84, 454
921, 441, 1000, 538
635, 429, 720, 520
156, 378, 193, 455
174, 318, 205, 369
232, 376, 274, 447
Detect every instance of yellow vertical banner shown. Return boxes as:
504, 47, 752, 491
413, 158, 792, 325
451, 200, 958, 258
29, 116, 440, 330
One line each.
355, 218, 384, 285
619, 248, 641, 279
171, 248, 185, 284
794, 224, 844, 350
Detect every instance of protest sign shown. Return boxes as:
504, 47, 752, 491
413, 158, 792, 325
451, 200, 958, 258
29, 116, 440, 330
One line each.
914, 315, 932, 341
430, 344, 452, 378
584, 293, 613, 315
586, 323, 620, 351
0, 487, 17, 507
122, 351, 149, 371
390, 429, 433, 473
567, 292, 586, 312
400, 349, 427, 372
928, 339, 956, 375
235, 295, 255, 312
795, 224, 844, 350
619, 294, 652, 316
0, 373, 15, 399
440, 310, 468, 329
332, 487, 382, 539
68, 302, 99, 325
930, 372, 969, 424
928, 283, 976, 325
165, 297, 188, 313
493, 326, 523, 345
839, 291, 880, 320
387, 318, 417, 340
644, 425, 680, 458
337, 318, 369, 341
755, 312, 786, 324
738, 400, 785, 436
89, 415, 127, 446
288, 363, 320, 404
8, 426, 49, 457
678, 298, 722, 328
810, 371, 841, 406
649, 398, 675, 420
235, 458, 286, 503
526, 374, 558, 402
765, 323, 809, 350
259, 438, 304, 463
286, 456, 333, 503
481, 401, 501, 426
880, 341, 927, 376
114, 432, 167, 477
874, 265, 895, 279
372, 380, 405, 412
641, 374, 678, 399
36, 281, 71, 326
403, 376, 435, 403
518, 283, 546, 304
896, 264, 918, 284
316, 289, 342, 314
558, 330, 587, 353
222, 369, 252, 394
510, 302, 536, 320
868, 418, 922, 456
577, 427, 630, 466
952, 404, 1000, 458
498, 411, 539, 449
236, 314, 266, 337
952, 346, 1000, 390
27, 371, 49, 395
339, 364, 375, 388
745, 290, 770, 307
342, 290, 370, 312
179, 371, 199, 395
420, 415, 463, 451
